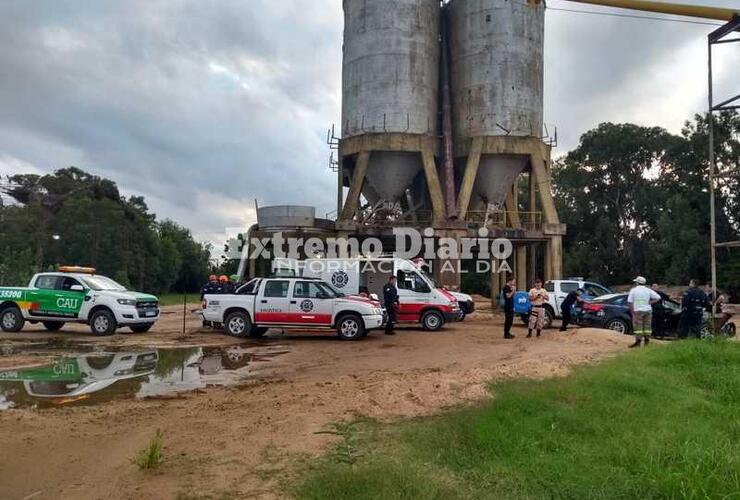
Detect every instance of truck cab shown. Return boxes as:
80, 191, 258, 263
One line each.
201, 277, 384, 340
0, 267, 160, 336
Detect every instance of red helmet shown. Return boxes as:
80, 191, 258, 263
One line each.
219, 275, 229, 282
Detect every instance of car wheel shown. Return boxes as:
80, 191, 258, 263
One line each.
336, 314, 364, 340
42, 321, 64, 332
0, 307, 24, 333
607, 318, 630, 335
543, 308, 554, 329
89, 309, 117, 336
249, 326, 268, 338
130, 323, 153, 333
422, 310, 444, 331
724, 323, 736, 338
224, 311, 251, 338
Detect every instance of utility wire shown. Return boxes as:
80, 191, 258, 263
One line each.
548, 6, 725, 26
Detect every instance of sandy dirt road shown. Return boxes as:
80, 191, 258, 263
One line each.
0, 300, 634, 500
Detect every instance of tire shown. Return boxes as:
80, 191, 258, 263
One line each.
224, 311, 251, 338
336, 314, 365, 340
607, 318, 631, 335
520, 314, 530, 326
0, 307, 24, 333
249, 326, 269, 338
543, 308, 554, 329
89, 309, 117, 336
459, 313, 466, 322
421, 310, 444, 331
42, 321, 64, 332
130, 323, 153, 333
724, 323, 736, 338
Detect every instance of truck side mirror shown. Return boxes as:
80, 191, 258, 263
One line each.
70, 285, 84, 292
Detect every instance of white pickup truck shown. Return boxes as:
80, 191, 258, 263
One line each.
530, 279, 612, 328
201, 277, 385, 340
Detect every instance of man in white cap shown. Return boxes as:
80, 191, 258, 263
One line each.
627, 276, 661, 348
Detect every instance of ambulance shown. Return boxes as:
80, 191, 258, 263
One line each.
291, 257, 461, 331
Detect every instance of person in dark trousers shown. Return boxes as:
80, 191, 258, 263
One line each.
503, 277, 516, 339
383, 276, 400, 336
559, 288, 583, 331
679, 279, 707, 339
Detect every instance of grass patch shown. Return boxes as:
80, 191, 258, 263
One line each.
158, 293, 201, 306
134, 430, 163, 470
294, 340, 740, 499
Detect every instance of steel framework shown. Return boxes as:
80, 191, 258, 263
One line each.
708, 15, 740, 301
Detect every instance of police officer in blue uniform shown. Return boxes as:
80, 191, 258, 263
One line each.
383, 276, 400, 336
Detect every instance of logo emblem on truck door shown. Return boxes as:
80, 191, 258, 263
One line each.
300, 299, 314, 313
331, 271, 349, 289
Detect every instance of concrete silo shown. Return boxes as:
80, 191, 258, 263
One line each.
448, 0, 564, 289
338, 0, 447, 226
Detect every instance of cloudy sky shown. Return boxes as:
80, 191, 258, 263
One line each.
0, 0, 737, 247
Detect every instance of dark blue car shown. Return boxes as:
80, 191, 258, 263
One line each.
576, 293, 683, 337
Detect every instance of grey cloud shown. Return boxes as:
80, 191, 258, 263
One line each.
0, 0, 736, 243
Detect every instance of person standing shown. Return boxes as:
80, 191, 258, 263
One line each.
527, 278, 548, 338
679, 280, 707, 339
559, 288, 583, 332
200, 275, 218, 300
383, 276, 400, 336
503, 276, 516, 339
627, 276, 661, 348
650, 283, 669, 336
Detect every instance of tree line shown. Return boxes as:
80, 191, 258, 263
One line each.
554, 111, 740, 296
0, 167, 212, 293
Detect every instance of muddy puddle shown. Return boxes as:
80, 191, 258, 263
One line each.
0, 341, 289, 411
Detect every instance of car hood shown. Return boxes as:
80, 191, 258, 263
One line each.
450, 291, 472, 302
94, 290, 157, 302
337, 295, 382, 308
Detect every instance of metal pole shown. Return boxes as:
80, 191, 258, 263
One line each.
707, 36, 718, 316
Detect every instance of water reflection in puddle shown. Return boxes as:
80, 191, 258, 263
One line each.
0, 344, 288, 411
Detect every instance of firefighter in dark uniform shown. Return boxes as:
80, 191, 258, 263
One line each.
679, 279, 706, 338
383, 276, 400, 336
200, 275, 219, 300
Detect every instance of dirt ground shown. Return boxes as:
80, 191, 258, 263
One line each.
0, 299, 636, 500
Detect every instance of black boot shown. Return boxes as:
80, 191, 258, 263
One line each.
526, 329, 532, 338
643, 337, 650, 346
629, 337, 642, 349
536, 330, 541, 338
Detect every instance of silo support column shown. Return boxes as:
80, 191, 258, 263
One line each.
457, 137, 484, 219
490, 259, 501, 310
516, 246, 528, 290
550, 236, 563, 280
421, 147, 447, 224
530, 155, 560, 225
340, 151, 370, 221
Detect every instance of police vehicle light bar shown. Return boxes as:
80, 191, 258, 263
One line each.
58, 266, 97, 274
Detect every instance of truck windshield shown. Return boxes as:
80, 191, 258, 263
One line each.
81, 276, 127, 291
323, 282, 345, 297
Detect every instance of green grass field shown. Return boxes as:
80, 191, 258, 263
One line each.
294, 340, 740, 499
157, 293, 201, 306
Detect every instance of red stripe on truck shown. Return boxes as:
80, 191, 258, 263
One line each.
254, 312, 332, 325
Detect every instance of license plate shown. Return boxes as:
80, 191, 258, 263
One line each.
144, 311, 157, 317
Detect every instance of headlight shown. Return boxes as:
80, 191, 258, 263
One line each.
117, 299, 137, 306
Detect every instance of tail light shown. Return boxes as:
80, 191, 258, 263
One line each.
582, 303, 605, 312
202, 299, 208, 309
